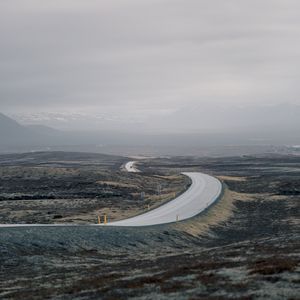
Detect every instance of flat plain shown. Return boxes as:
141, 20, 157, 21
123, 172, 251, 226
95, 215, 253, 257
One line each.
0, 152, 299, 299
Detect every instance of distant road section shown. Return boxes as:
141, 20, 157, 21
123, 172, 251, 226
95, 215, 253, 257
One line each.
125, 161, 140, 173
108, 172, 222, 226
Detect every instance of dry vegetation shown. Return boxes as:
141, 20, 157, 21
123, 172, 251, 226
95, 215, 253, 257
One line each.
0, 152, 299, 299
0, 152, 189, 224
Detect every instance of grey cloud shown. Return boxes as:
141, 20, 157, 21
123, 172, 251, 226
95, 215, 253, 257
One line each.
0, 0, 300, 118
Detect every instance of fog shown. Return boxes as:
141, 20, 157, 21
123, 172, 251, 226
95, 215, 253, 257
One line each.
0, 1, 300, 151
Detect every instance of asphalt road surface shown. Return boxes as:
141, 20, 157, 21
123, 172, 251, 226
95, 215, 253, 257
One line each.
124, 161, 140, 173
108, 172, 222, 226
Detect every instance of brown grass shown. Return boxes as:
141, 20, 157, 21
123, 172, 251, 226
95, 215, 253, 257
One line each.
217, 176, 247, 182
249, 256, 298, 275
174, 187, 235, 236
120, 276, 164, 289
67, 273, 121, 294
96, 181, 137, 188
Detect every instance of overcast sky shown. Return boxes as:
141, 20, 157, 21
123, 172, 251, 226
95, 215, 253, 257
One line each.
1, 0, 300, 123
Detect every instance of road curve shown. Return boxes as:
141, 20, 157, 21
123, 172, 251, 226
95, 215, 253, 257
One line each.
124, 161, 140, 173
0, 163, 222, 228
107, 172, 222, 226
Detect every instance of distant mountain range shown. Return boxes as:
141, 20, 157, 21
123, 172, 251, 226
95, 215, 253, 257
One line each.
0, 113, 65, 150
0, 104, 299, 154
0, 113, 134, 151
0, 112, 28, 138
150, 103, 300, 135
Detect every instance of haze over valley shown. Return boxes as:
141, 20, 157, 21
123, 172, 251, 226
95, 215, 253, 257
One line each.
1, 103, 300, 156
1, 0, 300, 156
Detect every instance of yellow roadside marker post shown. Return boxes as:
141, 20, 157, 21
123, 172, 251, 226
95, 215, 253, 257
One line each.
104, 214, 107, 224
98, 215, 101, 224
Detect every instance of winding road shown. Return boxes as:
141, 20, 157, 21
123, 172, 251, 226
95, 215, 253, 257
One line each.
110, 171, 222, 226
0, 161, 222, 227
124, 161, 140, 173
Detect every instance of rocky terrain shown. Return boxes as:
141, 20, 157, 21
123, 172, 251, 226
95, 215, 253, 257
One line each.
0, 152, 299, 299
